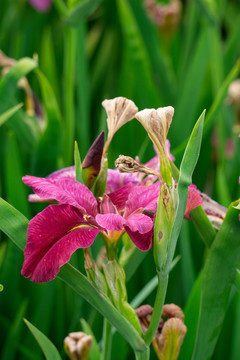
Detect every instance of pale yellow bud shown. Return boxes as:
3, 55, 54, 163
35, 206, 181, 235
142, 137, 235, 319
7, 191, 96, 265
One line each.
102, 97, 138, 154
64, 332, 92, 360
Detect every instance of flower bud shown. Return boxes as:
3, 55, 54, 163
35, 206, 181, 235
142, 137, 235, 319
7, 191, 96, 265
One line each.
64, 331, 92, 360
102, 97, 138, 154
135, 107, 174, 185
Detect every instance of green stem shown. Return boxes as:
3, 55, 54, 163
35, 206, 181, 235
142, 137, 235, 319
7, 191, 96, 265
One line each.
63, 26, 76, 166
101, 319, 112, 360
54, 0, 68, 16
134, 348, 150, 360
144, 271, 169, 346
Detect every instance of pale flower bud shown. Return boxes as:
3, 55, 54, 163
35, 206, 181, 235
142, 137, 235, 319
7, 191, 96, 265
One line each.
135, 107, 174, 184
102, 97, 138, 154
64, 332, 92, 360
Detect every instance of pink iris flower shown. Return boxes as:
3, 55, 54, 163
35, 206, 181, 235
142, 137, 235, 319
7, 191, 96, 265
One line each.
28, 0, 52, 12
21, 176, 158, 283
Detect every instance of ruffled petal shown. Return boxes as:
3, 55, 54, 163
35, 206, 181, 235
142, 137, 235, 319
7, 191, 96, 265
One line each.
125, 183, 160, 217
109, 183, 133, 212
95, 213, 125, 231
21, 204, 100, 283
106, 169, 140, 193
47, 166, 75, 181
22, 176, 97, 216
126, 213, 153, 234
125, 226, 153, 251
185, 184, 203, 215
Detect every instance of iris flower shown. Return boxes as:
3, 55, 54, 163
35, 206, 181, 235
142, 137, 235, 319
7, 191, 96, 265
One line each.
28, 0, 52, 12
21, 176, 158, 282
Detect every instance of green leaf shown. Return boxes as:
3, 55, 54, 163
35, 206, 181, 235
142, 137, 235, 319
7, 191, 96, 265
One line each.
190, 206, 216, 248
65, 0, 103, 26
24, 319, 62, 360
0, 57, 37, 114
80, 318, 101, 360
0, 197, 28, 251
0, 103, 23, 126
192, 202, 240, 360
166, 110, 205, 271
32, 69, 62, 176
178, 273, 202, 360
1, 300, 28, 360
74, 141, 83, 182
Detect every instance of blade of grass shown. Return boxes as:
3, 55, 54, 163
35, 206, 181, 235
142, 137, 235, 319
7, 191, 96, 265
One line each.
0, 103, 23, 126
24, 319, 62, 360
192, 202, 240, 360
32, 69, 62, 176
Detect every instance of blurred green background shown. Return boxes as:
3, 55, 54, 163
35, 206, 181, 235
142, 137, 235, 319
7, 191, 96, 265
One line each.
0, 0, 240, 359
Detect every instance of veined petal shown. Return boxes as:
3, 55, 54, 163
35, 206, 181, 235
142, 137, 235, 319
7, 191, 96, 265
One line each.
22, 176, 97, 216
125, 226, 153, 251
185, 184, 203, 215
47, 166, 75, 181
125, 183, 160, 217
106, 169, 140, 193
95, 213, 125, 231
21, 204, 101, 283
126, 213, 153, 234
109, 183, 133, 212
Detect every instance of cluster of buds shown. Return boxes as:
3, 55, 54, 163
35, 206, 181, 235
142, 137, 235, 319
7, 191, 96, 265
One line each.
136, 303, 187, 360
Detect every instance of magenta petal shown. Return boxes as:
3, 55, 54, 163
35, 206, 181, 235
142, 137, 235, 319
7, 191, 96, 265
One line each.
47, 166, 75, 181
126, 214, 153, 234
125, 226, 153, 251
106, 169, 140, 193
95, 213, 125, 231
28, 0, 52, 12
125, 183, 160, 217
185, 184, 203, 215
109, 183, 133, 212
21, 204, 100, 283
22, 176, 97, 216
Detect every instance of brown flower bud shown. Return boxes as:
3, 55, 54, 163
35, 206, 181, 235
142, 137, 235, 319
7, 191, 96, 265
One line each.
102, 97, 138, 154
64, 331, 92, 360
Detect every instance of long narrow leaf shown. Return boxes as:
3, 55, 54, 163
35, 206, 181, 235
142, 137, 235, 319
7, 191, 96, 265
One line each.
192, 202, 240, 360
24, 319, 62, 360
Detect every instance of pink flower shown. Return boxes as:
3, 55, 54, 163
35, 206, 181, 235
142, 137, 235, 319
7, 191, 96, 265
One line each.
28, 0, 52, 12
21, 176, 157, 282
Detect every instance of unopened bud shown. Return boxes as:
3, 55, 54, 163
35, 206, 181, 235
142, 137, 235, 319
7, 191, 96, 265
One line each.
102, 97, 138, 154
64, 331, 92, 360
135, 107, 174, 185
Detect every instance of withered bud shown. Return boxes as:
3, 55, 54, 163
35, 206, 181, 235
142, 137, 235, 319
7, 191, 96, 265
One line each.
64, 331, 92, 360
201, 193, 227, 230
84, 248, 94, 270
136, 305, 154, 334
153, 318, 187, 360
115, 155, 163, 181
102, 97, 138, 154
135, 107, 174, 158
162, 303, 184, 321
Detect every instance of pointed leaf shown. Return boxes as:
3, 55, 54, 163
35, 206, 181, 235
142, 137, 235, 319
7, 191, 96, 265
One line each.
24, 319, 62, 360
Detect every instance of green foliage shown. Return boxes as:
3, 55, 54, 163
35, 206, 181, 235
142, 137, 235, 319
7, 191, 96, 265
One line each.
0, 0, 240, 358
